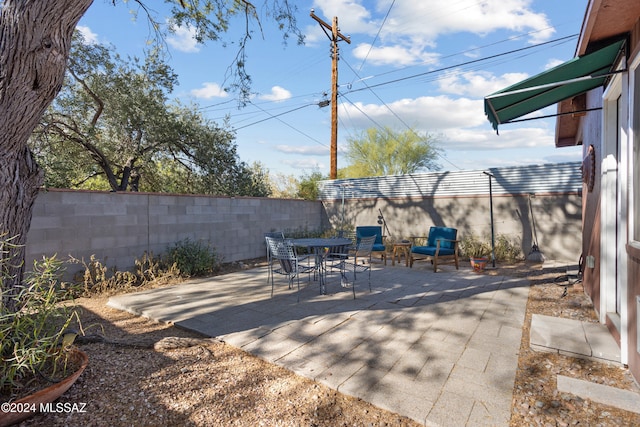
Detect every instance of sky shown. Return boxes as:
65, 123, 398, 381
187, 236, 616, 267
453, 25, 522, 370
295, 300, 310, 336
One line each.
78, 0, 588, 178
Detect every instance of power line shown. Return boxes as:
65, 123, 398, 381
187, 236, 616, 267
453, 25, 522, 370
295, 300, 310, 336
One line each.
240, 101, 330, 148
345, 34, 578, 93
352, 0, 396, 81
205, 32, 579, 167
233, 103, 316, 130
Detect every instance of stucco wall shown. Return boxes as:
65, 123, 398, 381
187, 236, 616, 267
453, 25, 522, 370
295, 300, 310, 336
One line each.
579, 88, 605, 309
25, 189, 326, 279
322, 192, 582, 263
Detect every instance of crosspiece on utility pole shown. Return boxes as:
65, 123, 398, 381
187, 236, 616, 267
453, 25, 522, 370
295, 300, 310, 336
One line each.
310, 10, 350, 180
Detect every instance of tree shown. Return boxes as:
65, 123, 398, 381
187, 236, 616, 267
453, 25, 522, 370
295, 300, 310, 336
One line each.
0, 0, 301, 306
341, 127, 442, 178
267, 171, 300, 198
296, 170, 326, 200
32, 37, 269, 196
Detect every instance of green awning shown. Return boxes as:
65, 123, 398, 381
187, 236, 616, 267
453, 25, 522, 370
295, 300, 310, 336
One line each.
484, 39, 625, 132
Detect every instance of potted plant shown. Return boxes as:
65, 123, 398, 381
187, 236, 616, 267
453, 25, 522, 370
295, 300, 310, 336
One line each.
461, 234, 492, 272
1, 247, 86, 427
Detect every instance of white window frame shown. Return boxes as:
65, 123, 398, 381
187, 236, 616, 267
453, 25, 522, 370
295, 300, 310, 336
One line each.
601, 58, 629, 365
630, 54, 640, 248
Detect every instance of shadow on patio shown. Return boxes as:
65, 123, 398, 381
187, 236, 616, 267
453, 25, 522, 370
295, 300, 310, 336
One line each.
108, 263, 529, 426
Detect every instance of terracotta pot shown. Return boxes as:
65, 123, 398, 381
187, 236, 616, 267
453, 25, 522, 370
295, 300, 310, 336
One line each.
0, 349, 88, 427
470, 257, 488, 273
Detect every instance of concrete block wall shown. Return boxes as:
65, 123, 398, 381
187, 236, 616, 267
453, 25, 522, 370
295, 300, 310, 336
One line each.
26, 189, 324, 279
24, 185, 581, 282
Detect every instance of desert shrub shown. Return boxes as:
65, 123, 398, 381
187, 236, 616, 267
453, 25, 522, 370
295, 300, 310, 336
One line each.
135, 251, 179, 284
493, 234, 523, 262
460, 233, 523, 262
165, 239, 220, 277
70, 255, 140, 295
1, 255, 79, 393
459, 234, 491, 258
68, 240, 221, 295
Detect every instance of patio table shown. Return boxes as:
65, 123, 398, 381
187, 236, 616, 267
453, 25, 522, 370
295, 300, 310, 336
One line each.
292, 237, 352, 294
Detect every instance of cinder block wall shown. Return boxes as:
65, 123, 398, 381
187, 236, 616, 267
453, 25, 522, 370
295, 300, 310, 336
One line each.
25, 178, 581, 282
26, 189, 325, 279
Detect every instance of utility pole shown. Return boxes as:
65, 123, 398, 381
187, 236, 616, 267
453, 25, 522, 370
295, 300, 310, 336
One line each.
310, 10, 350, 179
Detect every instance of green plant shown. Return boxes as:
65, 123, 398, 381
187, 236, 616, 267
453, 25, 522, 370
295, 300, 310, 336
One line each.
1, 254, 80, 395
165, 239, 220, 277
460, 233, 524, 262
493, 234, 524, 262
460, 234, 491, 258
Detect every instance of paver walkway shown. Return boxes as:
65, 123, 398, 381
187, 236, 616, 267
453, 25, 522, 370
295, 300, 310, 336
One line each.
108, 263, 530, 426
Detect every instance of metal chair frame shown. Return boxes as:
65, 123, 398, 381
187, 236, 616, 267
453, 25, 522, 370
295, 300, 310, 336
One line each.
266, 237, 314, 302
333, 235, 376, 298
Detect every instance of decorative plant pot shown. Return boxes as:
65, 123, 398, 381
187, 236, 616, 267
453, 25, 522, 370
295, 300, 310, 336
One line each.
0, 349, 88, 427
470, 257, 488, 273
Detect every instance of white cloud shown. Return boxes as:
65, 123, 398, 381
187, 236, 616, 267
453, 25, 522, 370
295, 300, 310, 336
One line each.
341, 95, 486, 131
352, 43, 439, 67
282, 158, 327, 171
338, 92, 562, 153
76, 25, 99, 44
167, 23, 199, 53
437, 70, 529, 97
545, 58, 565, 70
306, 0, 375, 44
191, 82, 228, 99
311, 0, 555, 65
380, 0, 555, 45
443, 126, 554, 150
259, 86, 292, 102
275, 145, 328, 155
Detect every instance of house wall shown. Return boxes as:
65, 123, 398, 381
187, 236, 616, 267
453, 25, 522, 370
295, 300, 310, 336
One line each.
580, 88, 605, 312
25, 189, 326, 280
579, 26, 640, 382
627, 22, 640, 384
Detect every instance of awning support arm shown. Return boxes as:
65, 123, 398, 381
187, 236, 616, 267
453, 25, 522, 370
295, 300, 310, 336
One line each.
503, 107, 603, 124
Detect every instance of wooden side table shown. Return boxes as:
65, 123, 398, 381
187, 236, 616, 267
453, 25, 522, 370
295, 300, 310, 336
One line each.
392, 242, 411, 266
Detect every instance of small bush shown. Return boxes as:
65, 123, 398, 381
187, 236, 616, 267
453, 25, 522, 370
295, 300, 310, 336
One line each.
460, 233, 523, 262
1, 255, 80, 394
459, 234, 491, 258
165, 239, 219, 277
135, 251, 179, 284
70, 255, 140, 295
494, 234, 523, 262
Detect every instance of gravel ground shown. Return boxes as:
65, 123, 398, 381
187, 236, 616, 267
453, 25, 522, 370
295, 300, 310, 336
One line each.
508, 265, 640, 427
6, 261, 640, 426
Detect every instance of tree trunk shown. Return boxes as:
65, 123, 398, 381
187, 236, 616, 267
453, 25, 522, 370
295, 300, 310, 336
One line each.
0, 0, 92, 308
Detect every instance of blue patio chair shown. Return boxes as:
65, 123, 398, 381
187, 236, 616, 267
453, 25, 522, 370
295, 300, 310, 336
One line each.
355, 226, 387, 265
409, 226, 459, 272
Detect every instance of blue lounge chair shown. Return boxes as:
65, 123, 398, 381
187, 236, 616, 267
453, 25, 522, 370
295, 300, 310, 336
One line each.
410, 226, 459, 272
356, 226, 387, 265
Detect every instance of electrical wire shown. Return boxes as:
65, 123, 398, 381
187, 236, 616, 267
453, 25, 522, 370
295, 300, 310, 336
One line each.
239, 101, 330, 148
233, 103, 316, 130
352, 0, 396, 81
344, 34, 578, 94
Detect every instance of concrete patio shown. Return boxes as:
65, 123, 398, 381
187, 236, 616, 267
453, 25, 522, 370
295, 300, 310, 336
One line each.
108, 262, 532, 426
